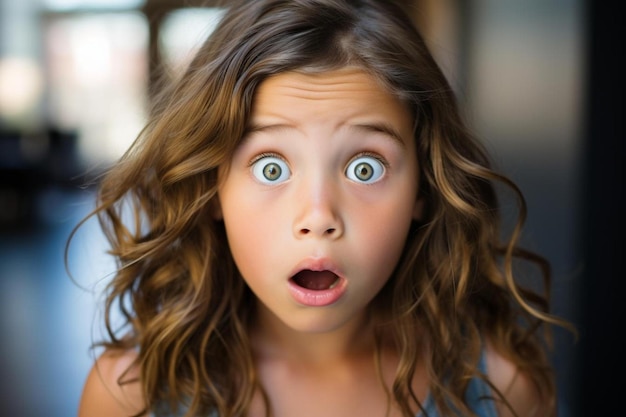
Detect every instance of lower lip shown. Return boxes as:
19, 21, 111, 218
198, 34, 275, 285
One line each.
287, 277, 347, 307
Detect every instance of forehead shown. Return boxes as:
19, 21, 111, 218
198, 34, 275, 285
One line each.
250, 67, 411, 125
255, 67, 393, 102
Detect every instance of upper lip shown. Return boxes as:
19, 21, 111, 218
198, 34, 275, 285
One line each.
288, 257, 343, 280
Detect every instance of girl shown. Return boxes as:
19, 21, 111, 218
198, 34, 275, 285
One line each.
75, 0, 571, 416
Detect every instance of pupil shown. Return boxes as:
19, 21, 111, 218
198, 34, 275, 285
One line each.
264, 163, 281, 180
355, 162, 373, 180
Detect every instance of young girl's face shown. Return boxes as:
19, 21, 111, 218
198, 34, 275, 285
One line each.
217, 67, 422, 334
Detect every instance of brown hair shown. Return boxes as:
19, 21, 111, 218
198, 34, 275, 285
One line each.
69, 0, 571, 416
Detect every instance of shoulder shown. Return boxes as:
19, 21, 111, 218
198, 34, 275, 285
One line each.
78, 348, 147, 417
484, 341, 542, 417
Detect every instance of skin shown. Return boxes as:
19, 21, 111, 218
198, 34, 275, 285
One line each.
78, 68, 542, 417
217, 67, 422, 338
216, 67, 424, 416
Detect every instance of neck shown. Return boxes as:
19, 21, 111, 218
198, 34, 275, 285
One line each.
250, 304, 378, 367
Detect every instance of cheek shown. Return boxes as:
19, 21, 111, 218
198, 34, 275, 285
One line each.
220, 193, 285, 279
350, 197, 415, 277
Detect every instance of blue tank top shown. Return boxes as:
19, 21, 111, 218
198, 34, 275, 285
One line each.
417, 349, 498, 417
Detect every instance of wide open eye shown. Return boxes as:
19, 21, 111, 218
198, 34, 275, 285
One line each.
345, 155, 385, 184
251, 155, 291, 184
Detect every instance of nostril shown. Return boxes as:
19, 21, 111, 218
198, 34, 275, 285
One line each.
295, 225, 341, 238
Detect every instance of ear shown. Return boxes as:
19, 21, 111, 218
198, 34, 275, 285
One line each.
412, 196, 424, 221
210, 197, 223, 220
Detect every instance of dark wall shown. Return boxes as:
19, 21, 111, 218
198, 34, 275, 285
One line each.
578, 0, 624, 415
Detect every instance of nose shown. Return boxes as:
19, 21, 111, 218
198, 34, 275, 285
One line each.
293, 176, 344, 240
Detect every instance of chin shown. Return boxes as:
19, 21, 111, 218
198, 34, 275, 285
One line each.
279, 309, 363, 335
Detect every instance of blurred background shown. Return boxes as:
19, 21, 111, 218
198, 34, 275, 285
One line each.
0, 0, 621, 416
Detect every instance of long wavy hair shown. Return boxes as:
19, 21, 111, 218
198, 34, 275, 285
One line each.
68, 0, 572, 416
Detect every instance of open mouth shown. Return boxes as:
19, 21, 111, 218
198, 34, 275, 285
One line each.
291, 269, 339, 291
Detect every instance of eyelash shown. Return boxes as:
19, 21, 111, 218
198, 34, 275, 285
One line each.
247, 151, 389, 171
350, 151, 389, 169
248, 152, 286, 167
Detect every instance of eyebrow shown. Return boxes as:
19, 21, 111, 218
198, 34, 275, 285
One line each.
245, 123, 292, 135
349, 123, 407, 148
246, 122, 408, 148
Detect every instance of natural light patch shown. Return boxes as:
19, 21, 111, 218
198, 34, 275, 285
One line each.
42, 0, 145, 11
44, 12, 149, 165
0, 57, 44, 121
159, 8, 226, 75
